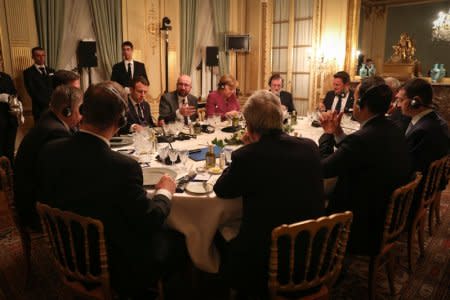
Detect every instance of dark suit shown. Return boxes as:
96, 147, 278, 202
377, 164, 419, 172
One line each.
37, 132, 186, 294
14, 110, 72, 229
279, 90, 295, 112
119, 96, 155, 134
214, 130, 325, 294
111, 60, 148, 88
319, 116, 412, 255
405, 111, 449, 174
322, 90, 354, 112
158, 91, 198, 123
23, 65, 54, 121
0, 72, 18, 164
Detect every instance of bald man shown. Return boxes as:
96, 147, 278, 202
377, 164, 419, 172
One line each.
158, 75, 198, 124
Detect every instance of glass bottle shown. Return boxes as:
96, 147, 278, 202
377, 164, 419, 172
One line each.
205, 144, 216, 169
291, 110, 297, 125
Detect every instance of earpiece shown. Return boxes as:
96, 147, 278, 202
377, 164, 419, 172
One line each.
409, 96, 422, 109
62, 106, 72, 117
218, 82, 225, 89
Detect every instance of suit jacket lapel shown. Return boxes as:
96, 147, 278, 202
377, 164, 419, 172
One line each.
127, 98, 140, 123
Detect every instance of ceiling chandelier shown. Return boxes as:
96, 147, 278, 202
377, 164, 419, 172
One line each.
432, 9, 450, 42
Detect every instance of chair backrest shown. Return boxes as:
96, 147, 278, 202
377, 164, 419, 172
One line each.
268, 211, 353, 295
380, 172, 422, 249
0, 156, 14, 209
36, 202, 112, 300
420, 156, 447, 208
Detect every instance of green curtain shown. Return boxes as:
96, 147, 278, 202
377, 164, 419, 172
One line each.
88, 0, 122, 77
34, 0, 65, 68
180, 0, 198, 75
211, 0, 229, 75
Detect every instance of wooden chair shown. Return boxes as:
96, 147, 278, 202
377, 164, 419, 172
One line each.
368, 172, 422, 300
429, 155, 449, 235
0, 156, 37, 287
408, 156, 447, 272
36, 202, 113, 300
268, 211, 353, 300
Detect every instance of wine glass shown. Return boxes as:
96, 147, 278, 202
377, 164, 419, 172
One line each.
169, 149, 179, 166
223, 147, 233, 165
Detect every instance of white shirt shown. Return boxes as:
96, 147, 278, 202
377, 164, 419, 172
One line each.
34, 64, 47, 75
124, 59, 134, 78
176, 95, 190, 123
331, 92, 350, 112
410, 109, 433, 126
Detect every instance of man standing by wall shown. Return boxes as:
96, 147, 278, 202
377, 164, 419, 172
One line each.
111, 41, 148, 90
23, 47, 55, 122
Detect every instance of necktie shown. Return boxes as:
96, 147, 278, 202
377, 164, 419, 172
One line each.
39, 67, 46, 76
136, 103, 144, 121
127, 63, 132, 79
335, 94, 343, 112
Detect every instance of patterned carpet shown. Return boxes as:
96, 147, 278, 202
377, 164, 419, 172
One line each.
0, 190, 449, 300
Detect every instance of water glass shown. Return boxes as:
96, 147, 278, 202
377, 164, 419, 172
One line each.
169, 149, 179, 165
179, 149, 189, 169
223, 147, 233, 165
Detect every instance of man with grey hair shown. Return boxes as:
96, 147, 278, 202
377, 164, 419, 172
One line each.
214, 90, 325, 297
14, 85, 84, 229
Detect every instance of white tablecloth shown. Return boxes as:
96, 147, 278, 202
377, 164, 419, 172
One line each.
120, 117, 358, 273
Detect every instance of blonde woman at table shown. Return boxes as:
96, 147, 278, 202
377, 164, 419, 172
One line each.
37, 81, 187, 299
214, 90, 325, 298
206, 74, 240, 120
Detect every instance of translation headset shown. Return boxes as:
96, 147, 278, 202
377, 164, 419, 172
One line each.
409, 96, 423, 109
356, 84, 390, 109
62, 88, 73, 118
218, 82, 226, 89
79, 86, 128, 128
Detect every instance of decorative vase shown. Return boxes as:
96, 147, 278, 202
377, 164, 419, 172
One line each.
359, 64, 368, 78
438, 64, 446, 82
368, 65, 376, 76
430, 63, 441, 83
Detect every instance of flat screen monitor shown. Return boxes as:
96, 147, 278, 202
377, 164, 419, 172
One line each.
225, 34, 250, 52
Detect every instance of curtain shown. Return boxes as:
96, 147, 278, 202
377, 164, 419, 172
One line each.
34, 0, 65, 68
180, 0, 198, 75
211, 0, 229, 75
88, 0, 122, 77
58, 0, 106, 88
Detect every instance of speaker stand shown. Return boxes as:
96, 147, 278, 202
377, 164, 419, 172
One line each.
210, 66, 214, 93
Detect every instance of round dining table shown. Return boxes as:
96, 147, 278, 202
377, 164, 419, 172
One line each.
114, 116, 359, 273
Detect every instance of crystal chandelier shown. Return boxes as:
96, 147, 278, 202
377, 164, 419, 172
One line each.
432, 9, 450, 42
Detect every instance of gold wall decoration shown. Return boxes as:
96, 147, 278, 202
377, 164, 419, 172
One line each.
147, 2, 160, 56
389, 33, 417, 63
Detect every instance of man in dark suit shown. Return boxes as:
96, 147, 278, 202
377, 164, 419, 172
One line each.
37, 81, 186, 298
0, 71, 19, 165
214, 90, 325, 296
158, 74, 198, 124
119, 76, 155, 134
23, 47, 55, 122
396, 78, 449, 173
320, 71, 354, 113
268, 73, 295, 112
111, 41, 148, 89
14, 85, 83, 230
319, 77, 412, 256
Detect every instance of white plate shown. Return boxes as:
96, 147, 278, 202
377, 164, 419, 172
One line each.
110, 136, 134, 148
185, 182, 213, 194
142, 168, 177, 186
